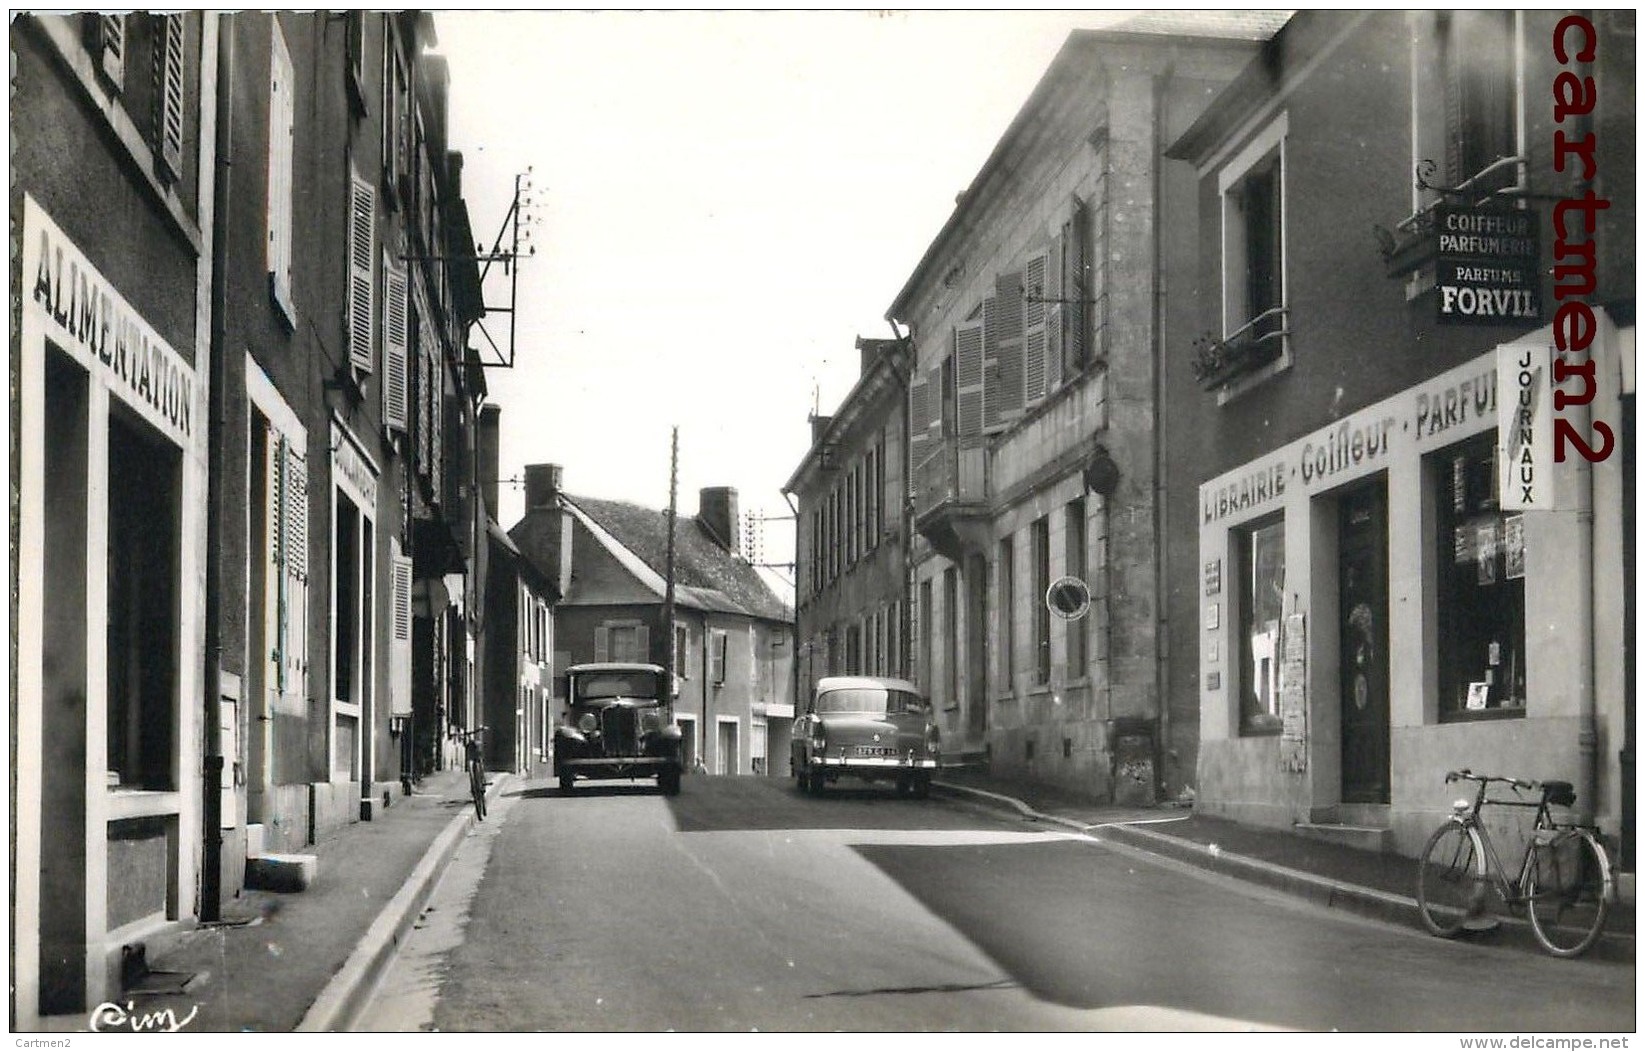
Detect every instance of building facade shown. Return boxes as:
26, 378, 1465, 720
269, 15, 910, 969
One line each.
9, 12, 494, 1026
510, 466, 796, 777
887, 22, 1270, 801
786, 337, 912, 712
1169, 10, 1634, 863
12, 12, 216, 1023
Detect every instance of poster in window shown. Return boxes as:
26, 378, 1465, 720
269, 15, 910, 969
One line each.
1476, 521, 1498, 586
1278, 613, 1307, 772
1465, 681, 1490, 711
1504, 514, 1525, 580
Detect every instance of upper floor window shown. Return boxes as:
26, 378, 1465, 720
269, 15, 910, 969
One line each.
1217, 112, 1290, 395
1443, 11, 1519, 197
267, 18, 296, 323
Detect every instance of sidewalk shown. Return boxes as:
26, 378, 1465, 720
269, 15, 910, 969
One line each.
49, 767, 506, 1034
934, 765, 1635, 966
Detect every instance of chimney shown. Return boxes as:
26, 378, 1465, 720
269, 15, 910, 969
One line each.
809, 414, 832, 445
478, 404, 501, 521
524, 463, 564, 511
698, 487, 739, 554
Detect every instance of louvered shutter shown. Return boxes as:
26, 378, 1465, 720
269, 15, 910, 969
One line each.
280, 438, 310, 701
267, 22, 294, 311
390, 550, 413, 716
347, 170, 376, 372
90, 14, 125, 85
1069, 198, 1091, 372
594, 624, 610, 663
1023, 252, 1049, 404
636, 624, 651, 665
383, 256, 409, 432
993, 272, 1026, 419
908, 375, 931, 467
955, 321, 985, 436
1046, 232, 1066, 392
156, 15, 185, 181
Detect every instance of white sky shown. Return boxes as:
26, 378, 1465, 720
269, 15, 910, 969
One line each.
432, 10, 1137, 593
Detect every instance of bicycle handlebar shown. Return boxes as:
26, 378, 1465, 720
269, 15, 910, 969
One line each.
1445, 768, 1537, 791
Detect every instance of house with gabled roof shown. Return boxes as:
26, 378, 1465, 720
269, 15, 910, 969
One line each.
509, 464, 795, 777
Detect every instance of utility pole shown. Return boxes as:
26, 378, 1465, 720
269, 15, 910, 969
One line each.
663, 428, 679, 742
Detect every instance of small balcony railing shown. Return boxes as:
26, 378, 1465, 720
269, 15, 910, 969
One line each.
1378, 156, 1528, 279
1190, 307, 1289, 391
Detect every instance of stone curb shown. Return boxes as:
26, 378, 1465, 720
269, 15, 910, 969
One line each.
935, 779, 1635, 965
294, 772, 511, 1032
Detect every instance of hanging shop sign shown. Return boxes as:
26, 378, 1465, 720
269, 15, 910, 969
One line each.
1435, 205, 1541, 326
23, 195, 196, 446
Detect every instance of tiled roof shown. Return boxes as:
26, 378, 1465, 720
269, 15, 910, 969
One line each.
567, 494, 792, 624
1103, 9, 1293, 41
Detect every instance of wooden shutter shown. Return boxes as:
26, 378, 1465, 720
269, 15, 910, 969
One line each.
1067, 199, 1090, 373
383, 256, 409, 432
347, 170, 376, 372
1046, 232, 1066, 393
636, 624, 651, 665
908, 375, 931, 467
924, 365, 944, 451
1023, 252, 1049, 404
955, 321, 985, 436
390, 550, 413, 716
268, 21, 295, 310
279, 438, 309, 700
711, 630, 728, 684
156, 15, 185, 181
992, 272, 1026, 419
594, 624, 610, 663
89, 14, 125, 85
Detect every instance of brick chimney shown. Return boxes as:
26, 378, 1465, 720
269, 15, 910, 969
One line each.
478, 404, 501, 520
809, 414, 832, 444
524, 463, 563, 511
698, 487, 739, 554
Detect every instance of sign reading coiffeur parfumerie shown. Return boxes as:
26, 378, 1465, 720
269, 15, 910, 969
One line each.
1435, 205, 1542, 326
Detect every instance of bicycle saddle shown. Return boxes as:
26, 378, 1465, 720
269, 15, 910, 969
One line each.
1541, 780, 1576, 807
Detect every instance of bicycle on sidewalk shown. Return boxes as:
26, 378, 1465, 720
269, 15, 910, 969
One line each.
1415, 769, 1613, 957
457, 726, 488, 821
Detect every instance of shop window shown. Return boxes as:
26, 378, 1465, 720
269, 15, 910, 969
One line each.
1236, 515, 1285, 735
1434, 431, 1526, 719
332, 490, 372, 781
107, 405, 182, 790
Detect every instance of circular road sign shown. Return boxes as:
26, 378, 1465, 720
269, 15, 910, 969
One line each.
1046, 576, 1091, 621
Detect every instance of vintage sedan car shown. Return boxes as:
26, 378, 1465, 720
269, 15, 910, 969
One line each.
791, 676, 939, 797
553, 662, 683, 795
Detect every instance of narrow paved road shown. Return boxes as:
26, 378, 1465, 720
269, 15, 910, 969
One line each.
357, 774, 1635, 1032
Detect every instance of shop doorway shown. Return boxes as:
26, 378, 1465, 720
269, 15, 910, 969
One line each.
1339, 479, 1390, 804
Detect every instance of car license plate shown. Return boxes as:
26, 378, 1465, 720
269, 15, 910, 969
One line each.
854, 746, 896, 757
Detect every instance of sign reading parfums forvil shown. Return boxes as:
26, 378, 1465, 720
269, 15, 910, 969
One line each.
1435, 205, 1541, 325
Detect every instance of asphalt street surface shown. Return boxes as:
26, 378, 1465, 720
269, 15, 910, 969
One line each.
356, 773, 1635, 1033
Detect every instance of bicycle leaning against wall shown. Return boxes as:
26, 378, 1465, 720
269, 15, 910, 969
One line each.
457, 726, 488, 821
1415, 769, 1613, 957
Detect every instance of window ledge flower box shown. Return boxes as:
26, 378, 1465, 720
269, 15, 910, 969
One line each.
1191, 308, 1288, 391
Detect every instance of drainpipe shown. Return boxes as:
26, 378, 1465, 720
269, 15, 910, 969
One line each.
887, 320, 915, 690
200, 11, 232, 923
1150, 66, 1171, 803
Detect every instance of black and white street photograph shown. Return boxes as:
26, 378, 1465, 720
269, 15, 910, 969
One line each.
7, 8, 1637, 1042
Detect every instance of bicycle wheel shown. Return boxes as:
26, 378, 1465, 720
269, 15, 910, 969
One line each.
1416, 821, 1486, 937
1527, 830, 1610, 957
469, 762, 487, 821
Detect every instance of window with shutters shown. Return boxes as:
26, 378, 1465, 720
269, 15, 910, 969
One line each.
390, 545, 413, 717
1218, 113, 1290, 393
345, 11, 367, 114
710, 629, 728, 685
1442, 11, 1519, 196
86, 13, 126, 87
154, 14, 185, 182
1060, 194, 1100, 381
998, 535, 1015, 694
347, 168, 376, 374
1032, 517, 1051, 686
985, 272, 1026, 427
383, 25, 411, 207
674, 622, 690, 679
1022, 253, 1051, 406
382, 253, 409, 433
595, 621, 648, 665
908, 375, 933, 467
954, 321, 985, 436
1065, 498, 1088, 677
267, 20, 296, 324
